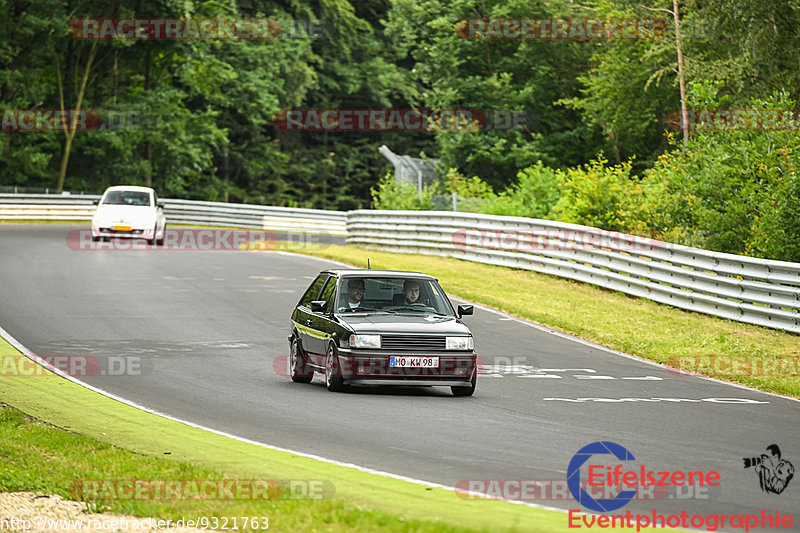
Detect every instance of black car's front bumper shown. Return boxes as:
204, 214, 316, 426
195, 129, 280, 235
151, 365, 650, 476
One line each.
334, 347, 476, 385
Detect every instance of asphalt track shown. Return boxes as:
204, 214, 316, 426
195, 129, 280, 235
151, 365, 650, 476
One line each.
1, 225, 798, 526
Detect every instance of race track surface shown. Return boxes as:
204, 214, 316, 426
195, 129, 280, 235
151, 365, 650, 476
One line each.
1, 225, 797, 525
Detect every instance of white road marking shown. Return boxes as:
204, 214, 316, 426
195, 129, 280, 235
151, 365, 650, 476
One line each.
0, 324, 564, 513
444, 294, 799, 404
543, 397, 769, 404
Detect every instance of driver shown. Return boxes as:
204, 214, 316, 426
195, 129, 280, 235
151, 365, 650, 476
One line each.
401, 280, 421, 305
342, 278, 365, 309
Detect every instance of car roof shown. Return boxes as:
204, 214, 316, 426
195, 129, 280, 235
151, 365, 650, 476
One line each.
322, 269, 437, 280
103, 186, 155, 193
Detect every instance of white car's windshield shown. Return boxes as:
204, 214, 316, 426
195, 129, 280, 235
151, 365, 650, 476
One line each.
102, 191, 151, 206
336, 277, 454, 316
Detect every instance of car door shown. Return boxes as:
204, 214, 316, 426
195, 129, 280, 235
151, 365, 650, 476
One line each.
307, 275, 338, 363
294, 274, 328, 357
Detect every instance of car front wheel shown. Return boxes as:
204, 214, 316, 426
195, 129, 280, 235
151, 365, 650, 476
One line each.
290, 337, 313, 384
325, 345, 344, 392
451, 371, 476, 397
156, 224, 165, 246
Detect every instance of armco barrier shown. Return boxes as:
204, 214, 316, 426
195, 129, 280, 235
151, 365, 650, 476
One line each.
2, 195, 797, 333
0, 194, 347, 235
345, 210, 800, 334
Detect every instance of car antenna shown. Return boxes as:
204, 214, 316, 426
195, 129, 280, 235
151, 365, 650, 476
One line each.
367, 258, 371, 269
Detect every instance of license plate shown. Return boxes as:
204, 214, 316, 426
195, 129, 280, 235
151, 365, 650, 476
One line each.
112, 225, 132, 231
389, 356, 439, 368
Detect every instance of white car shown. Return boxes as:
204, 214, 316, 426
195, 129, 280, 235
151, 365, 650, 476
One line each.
91, 186, 167, 245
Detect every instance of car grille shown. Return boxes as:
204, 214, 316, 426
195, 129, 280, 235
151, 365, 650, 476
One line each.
380, 335, 446, 351
350, 356, 474, 377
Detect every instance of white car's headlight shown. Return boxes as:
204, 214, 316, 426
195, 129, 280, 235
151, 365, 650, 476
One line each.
446, 336, 473, 350
350, 334, 381, 349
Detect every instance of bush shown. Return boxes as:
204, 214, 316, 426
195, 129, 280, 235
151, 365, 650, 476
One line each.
551, 156, 647, 233
483, 161, 561, 219
370, 172, 435, 210
641, 88, 800, 259
443, 168, 495, 199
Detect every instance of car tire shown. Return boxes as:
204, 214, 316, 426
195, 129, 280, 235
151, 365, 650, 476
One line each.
290, 337, 313, 384
325, 345, 344, 392
148, 228, 157, 246
92, 235, 99, 242
451, 371, 476, 397
156, 224, 165, 246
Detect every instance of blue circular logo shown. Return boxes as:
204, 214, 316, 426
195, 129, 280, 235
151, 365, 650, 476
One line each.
567, 441, 637, 512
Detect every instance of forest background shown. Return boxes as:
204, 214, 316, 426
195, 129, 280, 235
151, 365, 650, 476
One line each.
1, 0, 798, 260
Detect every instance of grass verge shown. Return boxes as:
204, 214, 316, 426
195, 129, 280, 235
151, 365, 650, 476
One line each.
286, 244, 800, 398
0, 336, 580, 533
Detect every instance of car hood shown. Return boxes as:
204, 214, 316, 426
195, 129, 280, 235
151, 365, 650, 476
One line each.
93, 204, 156, 224
337, 313, 471, 335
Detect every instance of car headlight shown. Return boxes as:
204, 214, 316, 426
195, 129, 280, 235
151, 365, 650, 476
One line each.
446, 336, 473, 350
350, 334, 381, 349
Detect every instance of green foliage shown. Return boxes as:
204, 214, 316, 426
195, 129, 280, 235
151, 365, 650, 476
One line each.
641, 89, 800, 260
370, 172, 435, 210
0, 0, 423, 209
383, 0, 604, 189
1, 0, 799, 260
748, 163, 800, 261
443, 168, 495, 199
551, 156, 645, 233
483, 162, 561, 219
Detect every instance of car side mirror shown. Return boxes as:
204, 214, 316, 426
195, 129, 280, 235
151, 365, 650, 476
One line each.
92, 199, 99, 205
311, 300, 328, 313
157, 203, 164, 209
457, 304, 473, 318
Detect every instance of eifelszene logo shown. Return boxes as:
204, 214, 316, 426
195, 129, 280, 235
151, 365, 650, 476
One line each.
743, 444, 794, 495
567, 441, 638, 512
567, 441, 721, 513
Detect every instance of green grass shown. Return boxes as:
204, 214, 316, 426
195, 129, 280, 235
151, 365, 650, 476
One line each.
286, 244, 800, 398
1, 407, 493, 532
1, 336, 585, 533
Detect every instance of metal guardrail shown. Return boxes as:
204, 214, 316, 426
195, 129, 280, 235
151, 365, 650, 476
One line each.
2, 194, 798, 332
0, 194, 347, 235
346, 210, 800, 334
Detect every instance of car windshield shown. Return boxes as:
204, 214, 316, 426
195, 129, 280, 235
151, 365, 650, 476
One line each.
102, 190, 151, 206
335, 277, 454, 316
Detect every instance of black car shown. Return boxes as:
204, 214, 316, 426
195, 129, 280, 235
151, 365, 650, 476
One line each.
288, 269, 477, 396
